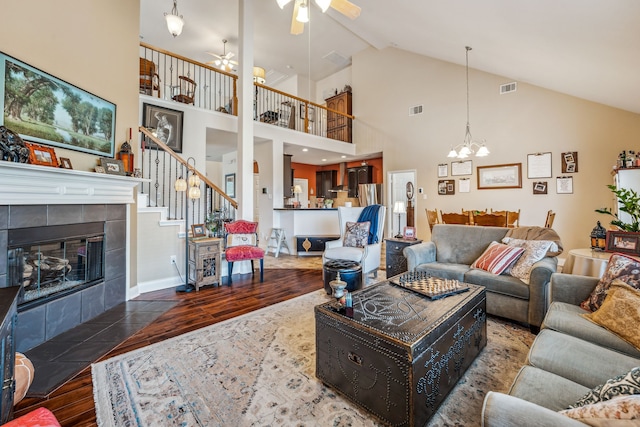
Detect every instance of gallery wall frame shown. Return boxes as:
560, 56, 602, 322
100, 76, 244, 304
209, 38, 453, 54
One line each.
477, 163, 522, 189
451, 160, 472, 176
0, 51, 116, 157
438, 179, 455, 195
437, 163, 448, 178
562, 151, 578, 173
527, 152, 552, 178
556, 176, 573, 194
225, 173, 236, 198
142, 103, 184, 153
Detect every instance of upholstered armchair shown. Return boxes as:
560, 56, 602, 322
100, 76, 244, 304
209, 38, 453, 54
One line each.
323, 206, 386, 278
224, 220, 264, 284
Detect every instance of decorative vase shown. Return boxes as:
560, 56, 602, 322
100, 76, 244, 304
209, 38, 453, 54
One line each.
329, 272, 347, 299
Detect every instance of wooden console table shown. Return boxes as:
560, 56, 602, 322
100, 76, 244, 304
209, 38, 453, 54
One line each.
188, 237, 222, 290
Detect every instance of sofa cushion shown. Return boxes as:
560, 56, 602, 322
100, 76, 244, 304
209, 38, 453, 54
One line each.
431, 224, 509, 265
509, 365, 590, 412
502, 238, 553, 284
415, 262, 469, 281
471, 241, 524, 274
527, 329, 640, 389
583, 281, 640, 351
343, 221, 370, 248
542, 302, 640, 358
581, 253, 640, 312
323, 246, 364, 263
464, 269, 530, 299
569, 367, 640, 408
561, 395, 640, 422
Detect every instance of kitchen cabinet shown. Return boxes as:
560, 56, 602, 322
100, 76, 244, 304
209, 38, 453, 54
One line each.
316, 170, 336, 198
325, 92, 352, 143
347, 165, 373, 197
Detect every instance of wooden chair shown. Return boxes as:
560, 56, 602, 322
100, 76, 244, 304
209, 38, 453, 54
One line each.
463, 209, 486, 225
491, 209, 520, 227
224, 220, 265, 284
472, 212, 508, 227
545, 210, 556, 228
440, 211, 470, 225
172, 75, 197, 105
426, 209, 439, 231
139, 58, 161, 98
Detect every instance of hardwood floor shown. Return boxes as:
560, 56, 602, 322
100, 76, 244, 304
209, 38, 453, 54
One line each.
14, 268, 324, 426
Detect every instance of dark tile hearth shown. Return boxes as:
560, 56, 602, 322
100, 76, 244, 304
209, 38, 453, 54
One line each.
25, 300, 177, 397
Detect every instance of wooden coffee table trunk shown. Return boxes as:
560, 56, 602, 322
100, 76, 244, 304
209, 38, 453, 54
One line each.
315, 281, 486, 426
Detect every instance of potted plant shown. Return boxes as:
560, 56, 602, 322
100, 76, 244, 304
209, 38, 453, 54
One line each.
595, 184, 640, 232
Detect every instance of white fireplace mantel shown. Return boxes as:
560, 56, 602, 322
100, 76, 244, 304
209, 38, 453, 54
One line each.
0, 162, 148, 205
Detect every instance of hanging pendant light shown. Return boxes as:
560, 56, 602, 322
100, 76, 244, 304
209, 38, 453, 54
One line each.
447, 46, 490, 159
164, 0, 184, 38
315, 0, 332, 12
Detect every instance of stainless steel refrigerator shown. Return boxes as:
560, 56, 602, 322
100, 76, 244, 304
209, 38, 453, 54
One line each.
358, 183, 383, 206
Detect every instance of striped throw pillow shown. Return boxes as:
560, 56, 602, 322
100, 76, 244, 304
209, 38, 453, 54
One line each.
471, 241, 525, 275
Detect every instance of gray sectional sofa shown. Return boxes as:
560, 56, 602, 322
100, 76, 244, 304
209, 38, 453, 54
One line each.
402, 224, 558, 329
482, 272, 640, 426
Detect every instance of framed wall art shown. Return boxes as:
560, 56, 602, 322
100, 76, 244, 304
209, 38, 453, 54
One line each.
59, 157, 73, 169
477, 163, 522, 189
142, 103, 184, 153
0, 51, 116, 157
438, 179, 455, 195
533, 181, 548, 195
556, 176, 573, 194
527, 152, 552, 178
225, 173, 236, 198
25, 142, 58, 167
562, 151, 578, 173
100, 157, 126, 176
605, 231, 640, 256
451, 160, 472, 176
437, 163, 448, 178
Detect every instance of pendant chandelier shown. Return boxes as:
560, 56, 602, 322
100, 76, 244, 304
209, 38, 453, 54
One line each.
447, 46, 489, 159
164, 0, 184, 38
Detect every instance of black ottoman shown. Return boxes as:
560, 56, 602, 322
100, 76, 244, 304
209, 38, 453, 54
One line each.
323, 259, 363, 295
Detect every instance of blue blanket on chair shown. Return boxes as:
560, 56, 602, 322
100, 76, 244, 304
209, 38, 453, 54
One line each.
357, 204, 382, 244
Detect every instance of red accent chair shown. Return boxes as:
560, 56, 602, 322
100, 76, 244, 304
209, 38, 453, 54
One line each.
4, 407, 61, 427
224, 220, 265, 284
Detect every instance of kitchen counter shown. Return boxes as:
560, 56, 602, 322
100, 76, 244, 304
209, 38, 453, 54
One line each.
274, 208, 341, 254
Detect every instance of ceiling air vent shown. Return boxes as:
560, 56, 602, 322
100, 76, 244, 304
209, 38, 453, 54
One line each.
500, 82, 517, 94
409, 105, 423, 116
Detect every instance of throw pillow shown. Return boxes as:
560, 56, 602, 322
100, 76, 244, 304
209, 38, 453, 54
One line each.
569, 367, 640, 409
471, 241, 525, 275
501, 238, 553, 284
343, 221, 370, 248
583, 280, 640, 350
560, 395, 640, 421
580, 253, 640, 312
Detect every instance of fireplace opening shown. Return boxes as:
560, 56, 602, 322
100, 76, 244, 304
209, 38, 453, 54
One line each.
7, 222, 105, 310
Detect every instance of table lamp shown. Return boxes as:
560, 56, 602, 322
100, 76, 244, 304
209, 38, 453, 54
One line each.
293, 185, 303, 208
393, 201, 406, 238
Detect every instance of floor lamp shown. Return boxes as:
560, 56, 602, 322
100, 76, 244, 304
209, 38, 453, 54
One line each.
175, 157, 201, 293
393, 201, 406, 238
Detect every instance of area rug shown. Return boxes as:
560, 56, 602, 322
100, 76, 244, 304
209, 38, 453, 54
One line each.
92, 290, 533, 426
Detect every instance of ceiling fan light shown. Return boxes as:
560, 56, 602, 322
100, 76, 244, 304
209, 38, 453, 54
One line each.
296, 3, 309, 22
276, 0, 293, 9
315, 0, 332, 13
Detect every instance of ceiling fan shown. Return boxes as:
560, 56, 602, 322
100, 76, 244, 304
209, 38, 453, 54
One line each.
206, 39, 238, 72
276, 0, 361, 35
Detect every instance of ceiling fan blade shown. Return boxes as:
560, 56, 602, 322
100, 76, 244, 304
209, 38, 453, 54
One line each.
290, 0, 304, 34
206, 52, 223, 60
330, 0, 361, 20
226, 52, 235, 60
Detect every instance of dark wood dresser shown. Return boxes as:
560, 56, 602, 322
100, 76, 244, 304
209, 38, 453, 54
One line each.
385, 237, 423, 278
325, 91, 352, 142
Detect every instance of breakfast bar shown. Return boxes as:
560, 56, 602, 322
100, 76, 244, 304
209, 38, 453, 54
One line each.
274, 208, 340, 255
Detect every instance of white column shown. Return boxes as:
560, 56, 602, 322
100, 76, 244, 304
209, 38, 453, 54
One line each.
237, 0, 254, 220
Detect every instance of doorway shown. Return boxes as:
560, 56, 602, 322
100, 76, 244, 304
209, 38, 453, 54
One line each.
387, 170, 417, 239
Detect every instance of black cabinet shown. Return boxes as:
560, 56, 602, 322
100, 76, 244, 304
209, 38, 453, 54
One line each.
283, 154, 293, 198
347, 165, 373, 197
316, 170, 336, 198
385, 238, 423, 278
0, 288, 19, 424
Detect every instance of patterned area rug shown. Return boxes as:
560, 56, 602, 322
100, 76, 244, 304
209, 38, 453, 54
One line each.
92, 290, 533, 426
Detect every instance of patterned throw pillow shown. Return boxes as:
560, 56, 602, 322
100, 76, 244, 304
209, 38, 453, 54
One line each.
580, 253, 640, 312
471, 241, 525, 275
560, 395, 640, 421
343, 221, 370, 248
568, 367, 640, 409
501, 238, 553, 284
583, 280, 640, 350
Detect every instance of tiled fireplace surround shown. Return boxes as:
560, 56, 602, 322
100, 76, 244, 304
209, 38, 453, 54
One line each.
0, 162, 140, 352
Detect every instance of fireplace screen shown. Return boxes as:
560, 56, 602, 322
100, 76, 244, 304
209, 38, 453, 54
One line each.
7, 223, 105, 308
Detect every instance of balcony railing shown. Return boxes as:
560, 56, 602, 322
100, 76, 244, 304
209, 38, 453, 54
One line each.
140, 42, 354, 141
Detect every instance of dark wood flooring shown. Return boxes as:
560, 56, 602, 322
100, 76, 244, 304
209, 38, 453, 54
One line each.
14, 268, 323, 426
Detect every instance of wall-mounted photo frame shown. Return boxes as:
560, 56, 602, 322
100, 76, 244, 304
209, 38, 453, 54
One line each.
25, 141, 58, 167
403, 226, 416, 240
605, 231, 640, 256
191, 224, 207, 238
556, 176, 573, 194
225, 173, 236, 198
562, 151, 578, 173
437, 163, 448, 178
477, 163, 522, 189
59, 157, 73, 169
100, 157, 126, 176
142, 103, 184, 153
438, 179, 455, 195
533, 181, 548, 195
527, 152, 552, 178
300, 104, 315, 122
451, 160, 472, 176
0, 51, 116, 157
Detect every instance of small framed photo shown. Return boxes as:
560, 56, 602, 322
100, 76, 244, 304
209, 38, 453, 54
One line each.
225, 173, 236, 198
403, 226, 416, 240
59, 157, 73, 169
100, 157, 126, 175
605, 231, 640, 256
533, 181, 548, 195
191, 223, 206, 238
25, 142, 58, 167
95, 166, 106, 173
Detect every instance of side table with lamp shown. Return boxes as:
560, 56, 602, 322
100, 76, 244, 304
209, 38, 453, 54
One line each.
393, 201, 406, 238
562, 221, 610, 278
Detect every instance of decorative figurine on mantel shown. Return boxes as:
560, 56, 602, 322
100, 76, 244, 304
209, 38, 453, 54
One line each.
0, 125, 29, 163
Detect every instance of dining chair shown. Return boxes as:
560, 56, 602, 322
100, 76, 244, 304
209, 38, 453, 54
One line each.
426, 209, 439, 231
472, 212, 508, 227
491, 209, 520, 227
463, 209, 485, 225
545, 210, 556, 228
440, 211, 471, 225
139, 58, 161, 98
172, 75, 197, 105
